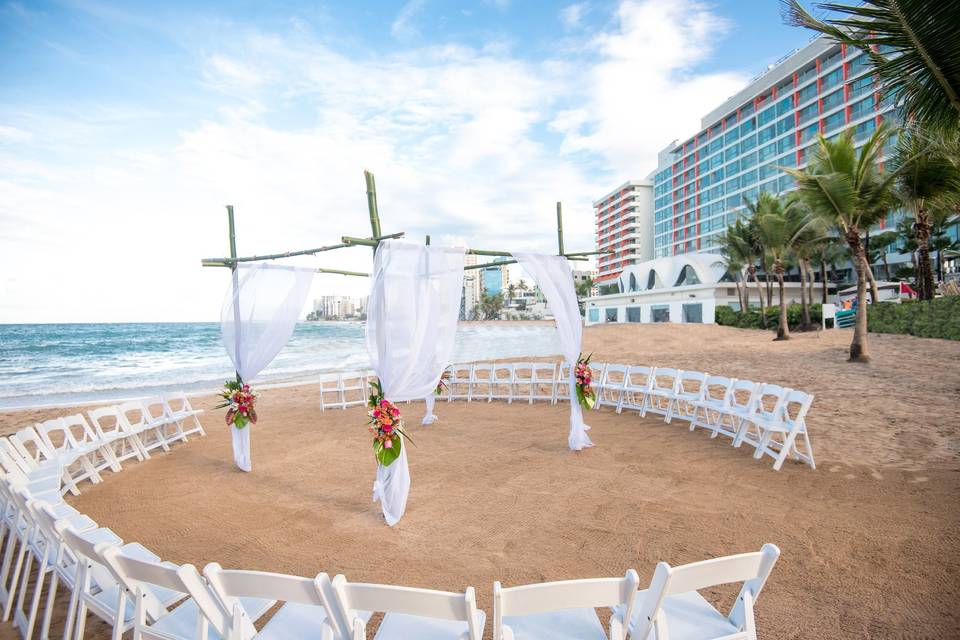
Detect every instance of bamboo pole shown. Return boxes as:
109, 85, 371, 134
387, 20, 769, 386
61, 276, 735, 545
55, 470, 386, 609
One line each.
425, 235, 431, 245
365, 170, 382, 254
201, 232, 406, 267
556, 202, 564, 256
316, 268, 369, 277
227, 205, 242, 385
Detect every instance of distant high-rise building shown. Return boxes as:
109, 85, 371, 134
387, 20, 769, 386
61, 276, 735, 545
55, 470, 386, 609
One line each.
481, 256, 510, 297
461, 254, 482, 319
593, 180, 654, 287
651, 37, 901, 260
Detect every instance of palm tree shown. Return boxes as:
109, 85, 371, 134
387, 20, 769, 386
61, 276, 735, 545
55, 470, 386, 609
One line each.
784, 127, 898, 362
741, 202, 776, 327
716, 236, 748, 312
868, 229, 900, 281
751, 193, 820, 340
810, 237, 846, 303
891, 125, 960, 299
506, 283, 516, 306
783, 0, 960, 132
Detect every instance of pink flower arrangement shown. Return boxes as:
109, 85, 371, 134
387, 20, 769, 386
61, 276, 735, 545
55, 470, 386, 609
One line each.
217, 380, 258, 428
367, 380, 413, 466
574, 353, 596, 411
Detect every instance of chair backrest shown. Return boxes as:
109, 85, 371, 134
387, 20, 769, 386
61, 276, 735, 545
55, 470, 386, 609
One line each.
630, 544, 781, 640
163, 392, 195, 414
450, 364, 474, 382
512, 363, 534, 380
727, 380, 760, 411
471, 363, 494, 380
676, 370, 707, 398
650, 367, 679, 393
62, 413, 101, 446
494, 571, 639, 640
0, 437, 34, 475
331, 576, 483, 640
625, 365, 652, 388
87, 405, 126, 439
755, 384, 790, 417
702, 375, 736, 404
36, 417, 81, 454
101, 545, 233, 635
9, 427, 56, 468
117, 400, 148, 429
141, 397, 169, 424
205, 563, 335, 637
602, 364, 629, 386
781, 390, 814, 427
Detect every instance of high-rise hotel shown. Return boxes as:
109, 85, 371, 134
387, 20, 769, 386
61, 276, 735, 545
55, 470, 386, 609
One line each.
593, 180, 654, 285
650, 36, 899, 259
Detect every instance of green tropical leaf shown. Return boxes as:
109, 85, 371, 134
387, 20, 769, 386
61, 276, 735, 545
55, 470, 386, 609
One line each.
374, 435, 402, 466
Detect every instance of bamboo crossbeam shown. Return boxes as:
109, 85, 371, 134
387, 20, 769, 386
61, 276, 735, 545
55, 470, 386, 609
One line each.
202, 232, 406, 267
316, 268, 369, 277
464, 255, 589, 271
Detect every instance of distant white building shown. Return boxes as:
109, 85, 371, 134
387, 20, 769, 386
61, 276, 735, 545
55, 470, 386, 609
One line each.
584, 253, 827, 325
311, 295, 367, 319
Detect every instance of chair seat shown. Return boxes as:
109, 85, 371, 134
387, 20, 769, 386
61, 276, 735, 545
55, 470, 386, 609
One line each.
152, 596, 274, 639
691, 398, 725, 410
629, 590, 739, 640
623, 385, 652, 394
257, 604, 373, 640
504, 607, 606, 640
374, 610, 485, 640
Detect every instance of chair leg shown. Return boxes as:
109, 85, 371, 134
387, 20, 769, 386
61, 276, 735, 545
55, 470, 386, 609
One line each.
39, 568, 58, 640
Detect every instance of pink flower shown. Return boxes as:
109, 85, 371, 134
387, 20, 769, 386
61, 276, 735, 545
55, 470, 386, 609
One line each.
390, 408, 400, 417
383, 438, 393, 448
373, 410, 382, 418
383, 423, 393, 433
380, 399, 389, 407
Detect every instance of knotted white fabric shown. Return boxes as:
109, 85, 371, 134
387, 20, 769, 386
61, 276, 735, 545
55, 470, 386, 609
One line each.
221, 263, 315, 471
514, 253, 593, 451
366, 240, 466, 525
422, 394, 438, 425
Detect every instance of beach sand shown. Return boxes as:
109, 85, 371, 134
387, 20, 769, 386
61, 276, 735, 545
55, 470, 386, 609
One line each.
1, 324, 958, 638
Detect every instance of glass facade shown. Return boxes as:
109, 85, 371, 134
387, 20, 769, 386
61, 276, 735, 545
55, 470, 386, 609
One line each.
652, 43, 901, 259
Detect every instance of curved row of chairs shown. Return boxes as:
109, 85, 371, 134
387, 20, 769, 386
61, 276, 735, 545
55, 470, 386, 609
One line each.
319, 362, 816, 472
0, 468, 782, 640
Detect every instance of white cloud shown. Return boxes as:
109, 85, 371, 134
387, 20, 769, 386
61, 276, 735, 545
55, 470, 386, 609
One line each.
560, 2, 588, 29
391, 0, 427, 40
0, 0, 750, 322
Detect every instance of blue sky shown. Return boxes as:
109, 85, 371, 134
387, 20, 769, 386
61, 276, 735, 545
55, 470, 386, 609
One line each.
0, 1, 815, 322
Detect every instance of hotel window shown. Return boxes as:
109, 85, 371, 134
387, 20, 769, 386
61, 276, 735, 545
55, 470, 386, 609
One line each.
798, 82, 817, 104
709, 153, 723, 169
777, 136, 795, 154
682, 303, 703, 324
821, 68, 843, 91
820, 49, 842, 70
626, 307, 642, 323
824, 110, 845, 133
776, 96, 793, 116
605, 308, 618, 323
758, 125, 775, 144
760, 161, 778, 180
726, 158, 740, 174
740, 102, 755, 118
798, 102, 819, 125
724, 113, 738, 129
741, 152, 758, 171
822, 88, 844, 112
848, 54, 870, 78
854, 118, 877, 141
741, 168, 758, 187
799, 122, 819, 143
850, 95, 874, 120
796, 63, 816, 85
708, 138, 723, 154
778, 174, 795, 191
850, 75, 874, 99
724, 129, 738, 145
726, 175, 740, 191
726, 195, 741, 208
647, 303, 670, 326
776, 115, 793, 135
759, 143, 776, 162
725, 144, 740, 162
739, 118, 756, 136
741, 133, 757, 152
588, 308, 599, 322
743, 186, 759, 201
758, 107, 775, 126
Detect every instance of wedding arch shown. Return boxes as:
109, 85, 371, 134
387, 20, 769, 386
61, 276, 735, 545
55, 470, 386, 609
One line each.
201, 171, 607, 525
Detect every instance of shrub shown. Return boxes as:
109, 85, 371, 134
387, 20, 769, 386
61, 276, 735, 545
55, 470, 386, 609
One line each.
868, 296, 960, 340
715, 303, 823, 332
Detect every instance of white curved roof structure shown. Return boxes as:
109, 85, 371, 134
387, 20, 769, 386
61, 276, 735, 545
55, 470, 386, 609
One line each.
617, 253, 728, 293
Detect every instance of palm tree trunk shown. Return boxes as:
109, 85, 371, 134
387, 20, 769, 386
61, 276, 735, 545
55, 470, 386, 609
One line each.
863, 256, 880, 303
750, 268, 767, 329
804, 259, 814, 311
915, 206, 935, 301
847, 232, 871, 363
820, 261, 829, 304
741, 269, 750, 310
882, 252, 892, 281
775, 272, 789, 341
799, 261, 811, 329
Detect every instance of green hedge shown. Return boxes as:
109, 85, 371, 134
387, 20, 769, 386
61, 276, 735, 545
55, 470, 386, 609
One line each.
715, 304, 823, 331
867, 296, 960, 340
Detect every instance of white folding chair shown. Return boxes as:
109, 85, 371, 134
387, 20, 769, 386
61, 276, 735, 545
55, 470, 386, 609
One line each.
732, 384, 790, 451
553, 363, 572, 405
469, 364, 494, 403
87, 405, 148, 466
8, 428, 80, 497
596, 364, 628, 410
746, 390, 816, 471
490, 364, 514, 403
318, 374, 344, 411
446, 365, 474, 402
493, 570, 639, 640
60, 414, 123, 474
641, 368, 680, 419
510, 364, 535, 404
689, 376, 737, 436
141, 397, 188, 448
204, 563, 360, 640
331, 575, 484, 640
162, 393, 206, 439
117, 401, 170, 455
666, 371, 707, 424
627, 544, 781, 640
340, 372, 368, 409
530, 364, 557, 404
34, 419, 105, 488
710, 380, 761, 442
616, 365, 652, 415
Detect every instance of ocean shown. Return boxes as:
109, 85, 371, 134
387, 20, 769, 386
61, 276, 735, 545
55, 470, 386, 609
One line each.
0, 322, 564, 410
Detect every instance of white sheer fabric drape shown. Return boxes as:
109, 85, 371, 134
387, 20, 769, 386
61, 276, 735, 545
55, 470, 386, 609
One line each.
366, 241, 466, 525
514, 253, 593, 451
221, 263, 315, 471
422, 394, 438, 425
